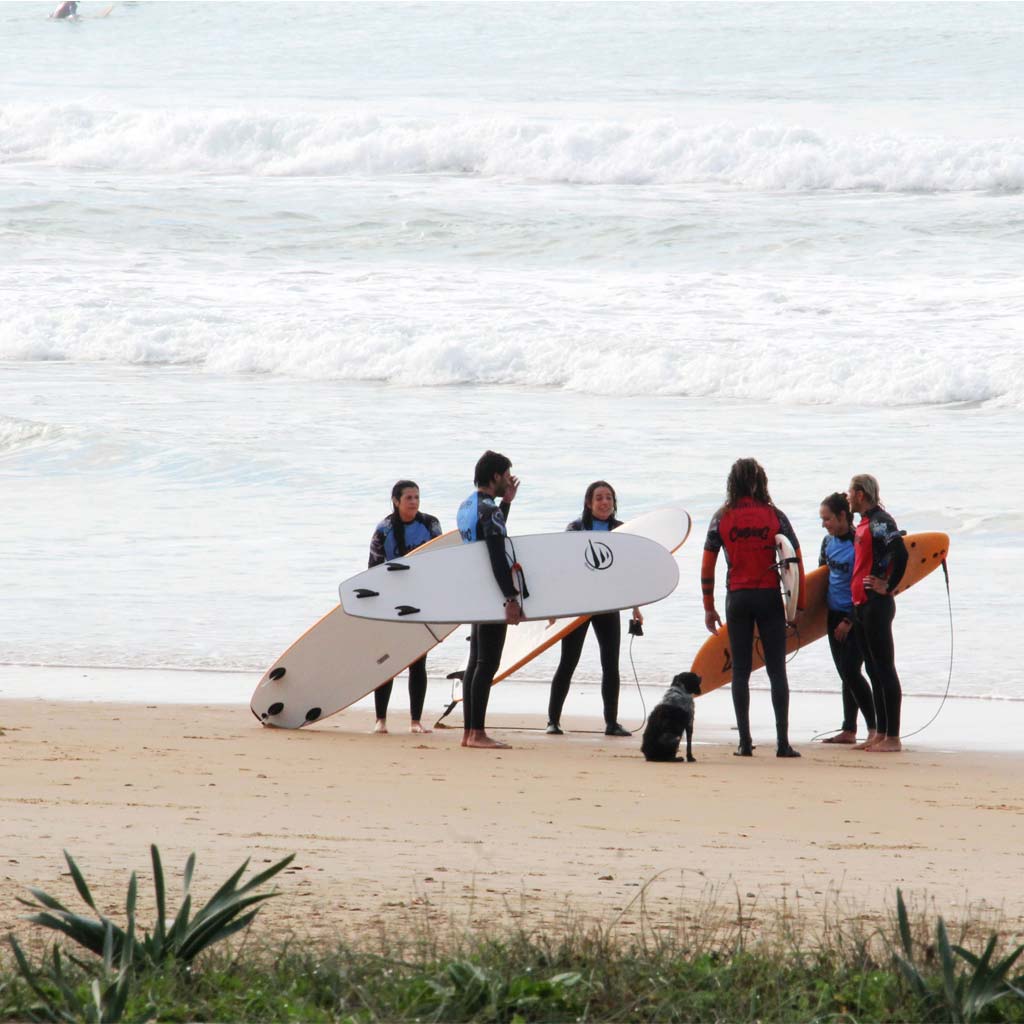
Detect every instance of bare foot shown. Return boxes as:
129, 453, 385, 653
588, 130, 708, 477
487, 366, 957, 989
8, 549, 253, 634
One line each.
464, 729, 510, 749
822, 730, 857, 744
373, 719, 388, 735
853, 730, 880, 750
867, 736, 903, 752
410, 721, 431, 734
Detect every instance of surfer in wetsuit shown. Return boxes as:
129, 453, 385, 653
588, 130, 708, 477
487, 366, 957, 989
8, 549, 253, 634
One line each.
546, 481, 641, 737
456, 450, 522, 750
50, 1, 78, 17
368, 480, 442, 735
818, 492, 877, 745
847, 474, 908, 753
701, 458, 805, 758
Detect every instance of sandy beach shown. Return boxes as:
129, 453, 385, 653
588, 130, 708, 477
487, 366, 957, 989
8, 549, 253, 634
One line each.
2, 688, 1022, 951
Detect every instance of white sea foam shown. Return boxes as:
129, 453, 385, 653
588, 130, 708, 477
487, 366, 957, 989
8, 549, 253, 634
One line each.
4, 104, 1024, 192
0, 414, 62, 452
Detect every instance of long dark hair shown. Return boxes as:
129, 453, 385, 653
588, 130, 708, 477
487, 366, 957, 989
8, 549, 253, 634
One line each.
723, 457, 773, 510
581, 480, 618, 529
820, 491, 851, 532
389, 479, 418, 556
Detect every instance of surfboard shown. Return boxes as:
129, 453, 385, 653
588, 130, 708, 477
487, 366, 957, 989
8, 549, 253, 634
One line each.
775, 533, 800, 622
339, 531, 680, 625
689, 531, 950, 696
492, 505, 692, 684
250, 531, 462, 729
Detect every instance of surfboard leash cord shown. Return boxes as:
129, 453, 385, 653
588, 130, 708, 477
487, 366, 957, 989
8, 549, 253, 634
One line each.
809, 557, 954, 743
898, 557, 953, 741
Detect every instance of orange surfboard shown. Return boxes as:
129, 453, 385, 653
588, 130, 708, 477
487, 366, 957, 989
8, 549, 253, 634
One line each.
689, 532, 950, 696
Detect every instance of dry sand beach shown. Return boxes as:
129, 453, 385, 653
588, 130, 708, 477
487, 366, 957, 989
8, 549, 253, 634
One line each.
2, 692, 1022, 950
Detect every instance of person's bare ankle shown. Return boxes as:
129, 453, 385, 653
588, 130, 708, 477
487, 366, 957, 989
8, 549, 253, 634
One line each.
373, 719, 388, 735
410, 721, 431, 734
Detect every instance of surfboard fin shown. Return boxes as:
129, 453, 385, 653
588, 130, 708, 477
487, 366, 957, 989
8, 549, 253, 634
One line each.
386, 562, 411, 572
353, 588, 379, 599
395, 605, 421, 616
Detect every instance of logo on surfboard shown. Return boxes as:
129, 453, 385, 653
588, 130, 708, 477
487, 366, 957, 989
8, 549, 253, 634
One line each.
584, 539, 614, 571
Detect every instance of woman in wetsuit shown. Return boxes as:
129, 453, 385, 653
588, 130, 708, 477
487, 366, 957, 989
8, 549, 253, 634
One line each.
847, 474, 908, 753
818, 492, 877, 745
701, 458, 805, 757
546, 481, 640, 738
368, 479, 442, 734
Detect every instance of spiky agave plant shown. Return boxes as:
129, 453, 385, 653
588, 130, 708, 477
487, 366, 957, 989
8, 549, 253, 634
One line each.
15, 844, 295, 968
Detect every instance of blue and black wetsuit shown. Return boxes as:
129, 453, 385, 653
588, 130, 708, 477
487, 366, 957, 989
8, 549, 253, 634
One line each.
548, 515, 625, 729
368, 511, 442, 721
819, 532, 875, 734
456, 491, 515, 731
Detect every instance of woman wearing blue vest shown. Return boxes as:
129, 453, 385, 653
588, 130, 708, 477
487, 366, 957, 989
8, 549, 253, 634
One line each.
818, 492, 877, 745
368, 480, 442, 734
546, 480, 641, 737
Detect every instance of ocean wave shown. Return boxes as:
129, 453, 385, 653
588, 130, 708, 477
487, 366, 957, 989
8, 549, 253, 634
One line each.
3, 104, 1024, 192
3, 304, 1022, 408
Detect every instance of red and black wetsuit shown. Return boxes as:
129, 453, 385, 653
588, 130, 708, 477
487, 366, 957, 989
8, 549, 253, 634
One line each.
852, 506, 908, 738
701, 498, 806, 753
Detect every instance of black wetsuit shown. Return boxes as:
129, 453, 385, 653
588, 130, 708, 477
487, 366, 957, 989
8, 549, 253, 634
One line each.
456, 491, 516, 731
852, 507, 908, 738
548, 516, 623, 727
703, 499, 804, 753
368, 511, 442, 721
819, 532, 876, 734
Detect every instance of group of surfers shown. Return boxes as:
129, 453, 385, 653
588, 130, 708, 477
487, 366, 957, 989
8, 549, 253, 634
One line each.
367, 451, 909, 755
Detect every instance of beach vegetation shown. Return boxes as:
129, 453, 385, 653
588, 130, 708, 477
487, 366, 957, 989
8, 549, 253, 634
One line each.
3, 870, 1024, 1022
893, 888, 1024, 1023
13, 844, 294, 970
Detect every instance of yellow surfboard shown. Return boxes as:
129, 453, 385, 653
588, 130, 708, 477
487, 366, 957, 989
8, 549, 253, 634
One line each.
689, 531, 950, 696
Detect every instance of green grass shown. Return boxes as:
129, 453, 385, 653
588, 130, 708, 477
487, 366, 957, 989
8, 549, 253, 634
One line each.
4, 900, 1024, 1023
3, 849, 1022, 1022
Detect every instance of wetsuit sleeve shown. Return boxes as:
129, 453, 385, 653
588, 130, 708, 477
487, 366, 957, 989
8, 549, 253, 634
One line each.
424, 513, 442, 540
775, 509, 807, 612
484, 534, 518, 599
566, 518, 583, 532
818, 536, 828, 568
885, 528, 909, 592
368, 527, 387, 569
499, 499, 512, 522
701, 514, 723, 611
700, 549, 718, 611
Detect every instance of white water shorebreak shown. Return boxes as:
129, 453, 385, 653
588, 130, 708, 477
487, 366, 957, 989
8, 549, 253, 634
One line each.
5, 105, 1024, 192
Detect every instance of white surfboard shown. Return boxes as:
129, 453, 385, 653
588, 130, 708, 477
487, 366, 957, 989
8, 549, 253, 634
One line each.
493, 505, 692, 683
251, 531, 462, 729
339, 531, 680, 625
775, 533, 800, 622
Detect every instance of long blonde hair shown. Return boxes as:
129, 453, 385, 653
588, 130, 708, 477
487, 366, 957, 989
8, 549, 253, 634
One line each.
849, 473, 880, 507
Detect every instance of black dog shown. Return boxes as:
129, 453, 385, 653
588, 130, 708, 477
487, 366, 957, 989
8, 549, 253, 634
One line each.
641, 672, 702, 762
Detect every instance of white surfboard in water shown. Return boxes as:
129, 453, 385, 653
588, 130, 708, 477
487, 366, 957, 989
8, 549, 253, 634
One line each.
339, 530, 680, 625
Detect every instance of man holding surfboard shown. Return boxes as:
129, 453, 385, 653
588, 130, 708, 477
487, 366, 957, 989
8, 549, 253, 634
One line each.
848, 474, 908, 753
456, 450, 522, 750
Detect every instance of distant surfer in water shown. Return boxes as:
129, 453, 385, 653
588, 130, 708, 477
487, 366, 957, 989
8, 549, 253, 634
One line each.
50, 1, 78, 17
847, 474, 908, 753
818, 492, 877, 745
368, 480, 442, 735
546, 480, 641, 737
456, 450, 521, 750
701, 458, 805, 758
